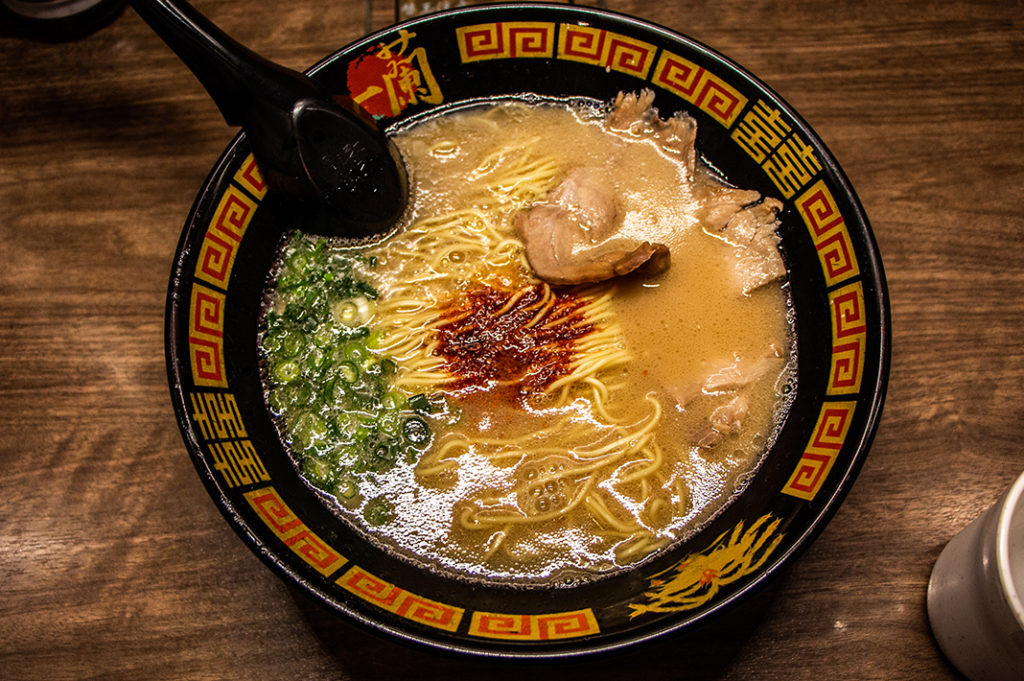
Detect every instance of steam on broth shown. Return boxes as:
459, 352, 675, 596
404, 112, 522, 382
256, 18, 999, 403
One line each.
259, 92, 796, 584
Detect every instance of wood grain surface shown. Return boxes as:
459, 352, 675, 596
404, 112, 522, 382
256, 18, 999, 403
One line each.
2, 1, 1022, 679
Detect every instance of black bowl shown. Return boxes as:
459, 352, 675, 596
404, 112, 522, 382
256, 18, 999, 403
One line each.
165, 3, 889, 659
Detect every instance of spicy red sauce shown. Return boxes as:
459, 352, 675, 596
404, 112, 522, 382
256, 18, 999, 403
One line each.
434, 284, 594, 401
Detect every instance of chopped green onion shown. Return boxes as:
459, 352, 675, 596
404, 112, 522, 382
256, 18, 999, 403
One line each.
335, 473, 358, 500
363, 496, 392, 526
304, 347, 325, 372
342, 341, 370, 365
407, 393, 432, 414
279, 330, 304, 357
272, 359, 301, 384
312, 324, 335, 347
337, 361, 360, 384
332, 297, 375, 327
365, 329, 384, 349
379, 358, 398, 376
381, 390, 407, 411
362, 442, 397, 472
291, 412, 328, 450
260, 234, 446, 510
379, 412, 401, 437
301, 455, 338, 489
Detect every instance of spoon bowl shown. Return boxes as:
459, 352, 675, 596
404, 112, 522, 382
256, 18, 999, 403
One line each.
131, 0, 408, 238
292, 98, 408, 237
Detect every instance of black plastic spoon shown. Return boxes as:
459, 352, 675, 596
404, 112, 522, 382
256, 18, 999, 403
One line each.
130, 0, 408, 238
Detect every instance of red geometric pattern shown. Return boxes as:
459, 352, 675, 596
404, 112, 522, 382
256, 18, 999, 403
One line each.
809, 403, 856, 450
234, 153, 267, 199
468, 609, 599, 641
194, 185, 258, 290
244, 487, 347, 577
828, 282, 867, 394
188, 283, 227, 388
795, 180, 860, 286
190, 287, 223, 338
795, 179, 844, 236
830, 338, 865, 394
830, 282, 868, 338
782, 401, 857, 500
781, 451, 834, 500
188, 336, 225, 388
456, 21, 555, 62
652, 50, 747, 127
337, 566, 464, 632
558, 24, 656, 79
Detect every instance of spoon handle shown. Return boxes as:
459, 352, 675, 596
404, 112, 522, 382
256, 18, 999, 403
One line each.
130, 0, 409, 237
129, 0, 321, 126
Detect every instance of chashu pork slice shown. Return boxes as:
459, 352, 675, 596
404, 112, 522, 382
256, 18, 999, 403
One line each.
714, 197, 787, 295
607, 89, 698, 177
515, 168, 670, 286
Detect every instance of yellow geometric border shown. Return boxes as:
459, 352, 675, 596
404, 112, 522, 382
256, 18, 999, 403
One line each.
468, 609, 600, 641
194, 184, 258, 291
188, 282, 227, 388
190, 391, 269, 489
244, 487, 348, 577
795, 179, 861, 287
456, 21, 555, 62
240, 484, 604, 639
233, 153, 267, 200
557, 24, 657, 79
731, 99, 823, 198
828, 282, 868, 395
208, 439, 270, 489
337, 565, 465, 633
650, 49, 747, 128
781, 401, 857, 500
189, 390, 246, 441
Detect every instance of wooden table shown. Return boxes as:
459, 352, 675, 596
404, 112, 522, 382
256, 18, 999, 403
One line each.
2, 1, 1022, 678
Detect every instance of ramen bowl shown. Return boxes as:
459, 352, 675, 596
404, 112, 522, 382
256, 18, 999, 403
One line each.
165, 3, 889, 659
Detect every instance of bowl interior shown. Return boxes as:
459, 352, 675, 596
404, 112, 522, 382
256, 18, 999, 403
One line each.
165, 3, 889, 658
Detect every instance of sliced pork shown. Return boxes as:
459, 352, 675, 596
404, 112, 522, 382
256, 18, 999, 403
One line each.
608, 89, 697, 176
691, 351, 784, 449
710, 395, 749, 434
703, 350, 785, 394
515, 168, 671, 286
695, 183, 763, 232
708, 197, 786, 295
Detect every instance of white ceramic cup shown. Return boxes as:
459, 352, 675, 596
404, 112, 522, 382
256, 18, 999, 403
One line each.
927, 469, 1024, 680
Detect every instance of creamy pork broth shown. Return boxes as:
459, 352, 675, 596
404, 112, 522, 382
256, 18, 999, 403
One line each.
259, 97, 795, 584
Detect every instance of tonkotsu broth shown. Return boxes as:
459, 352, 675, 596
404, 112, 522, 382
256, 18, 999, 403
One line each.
259, 97, 795, 585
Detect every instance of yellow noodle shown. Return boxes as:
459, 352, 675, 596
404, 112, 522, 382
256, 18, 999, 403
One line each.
462, 478, 595, 527
616, 534, 669, 562
617, 441, 665, 484
584, 494, 640, 534
647, 497, 667, 524
482, 527, 511, 560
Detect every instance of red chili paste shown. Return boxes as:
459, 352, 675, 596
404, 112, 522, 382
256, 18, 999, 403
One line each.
434, 284, 594, 400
